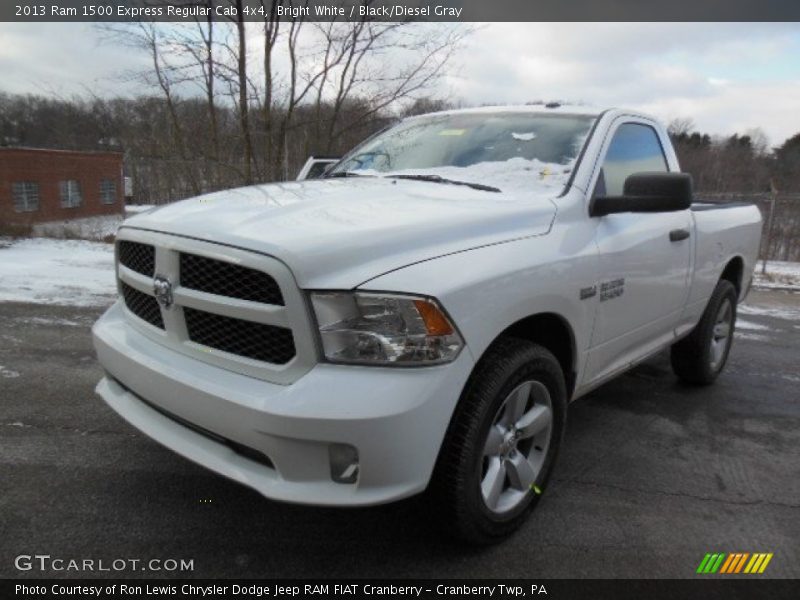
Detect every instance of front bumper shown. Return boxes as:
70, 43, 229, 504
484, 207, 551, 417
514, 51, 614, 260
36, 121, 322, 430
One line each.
93, 302, 474, 506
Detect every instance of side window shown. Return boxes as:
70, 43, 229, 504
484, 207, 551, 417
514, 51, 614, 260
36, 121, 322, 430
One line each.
599, 123, 668, 196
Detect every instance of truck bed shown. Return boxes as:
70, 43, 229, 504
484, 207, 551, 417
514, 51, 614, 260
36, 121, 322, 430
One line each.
692, 200, 756, 211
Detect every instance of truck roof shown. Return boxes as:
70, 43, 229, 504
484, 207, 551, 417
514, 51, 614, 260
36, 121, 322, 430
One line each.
405, 104, 603, 120
405, 104, 657, 123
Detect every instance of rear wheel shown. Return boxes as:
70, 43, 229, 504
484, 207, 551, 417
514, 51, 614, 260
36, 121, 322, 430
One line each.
671, 280, 737, 385
430, 338, 567, 544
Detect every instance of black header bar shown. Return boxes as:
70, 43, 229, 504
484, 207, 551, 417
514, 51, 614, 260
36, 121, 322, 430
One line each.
4, 0, 800, 23
4, 579, 800, 600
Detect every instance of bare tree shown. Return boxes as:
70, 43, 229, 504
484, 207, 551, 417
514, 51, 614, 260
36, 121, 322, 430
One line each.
667, 117, 695, 137
96, 17, 470, 189
117, 22, 201, 196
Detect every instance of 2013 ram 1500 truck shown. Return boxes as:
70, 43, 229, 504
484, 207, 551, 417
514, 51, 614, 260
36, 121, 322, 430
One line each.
93, 105, 762, 543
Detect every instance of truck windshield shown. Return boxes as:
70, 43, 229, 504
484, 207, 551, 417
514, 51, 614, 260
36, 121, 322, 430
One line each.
328, 111, 596, 194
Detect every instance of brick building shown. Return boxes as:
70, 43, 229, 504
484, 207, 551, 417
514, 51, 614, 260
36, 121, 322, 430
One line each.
0, 147, 125, 225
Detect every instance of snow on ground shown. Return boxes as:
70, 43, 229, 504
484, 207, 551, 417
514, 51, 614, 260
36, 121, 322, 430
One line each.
23, 316, 84, 327
32, 215, 123, 242
734, 331, 771, 342
0, 238, 115, 307
125, 204, 157, 215
26, 207, 156, 242
0, 365, 20, 378
736, 288, 800, 344
753, 260, 800, 291
739, 303, 800, 321
757, 260, 800, 278
736, 319, 770, 331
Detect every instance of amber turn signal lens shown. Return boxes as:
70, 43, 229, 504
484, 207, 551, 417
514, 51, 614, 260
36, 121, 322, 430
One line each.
413, 299, 454, 336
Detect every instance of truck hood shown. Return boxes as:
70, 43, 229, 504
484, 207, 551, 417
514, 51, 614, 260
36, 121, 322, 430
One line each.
124, 178, 557, 288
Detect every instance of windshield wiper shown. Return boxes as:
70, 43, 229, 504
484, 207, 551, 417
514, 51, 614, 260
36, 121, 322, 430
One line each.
386, 174, 500, 193
326, 171, 374, 178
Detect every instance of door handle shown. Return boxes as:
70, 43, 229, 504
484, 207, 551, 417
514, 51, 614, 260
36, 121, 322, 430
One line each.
669, 228, 691, 242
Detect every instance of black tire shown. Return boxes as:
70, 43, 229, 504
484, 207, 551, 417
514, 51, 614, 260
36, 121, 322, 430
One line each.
671, 279, 737, 385
430, 337, 567, 545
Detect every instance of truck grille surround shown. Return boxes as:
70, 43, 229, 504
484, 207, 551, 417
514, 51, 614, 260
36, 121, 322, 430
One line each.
114, 232, 314, 384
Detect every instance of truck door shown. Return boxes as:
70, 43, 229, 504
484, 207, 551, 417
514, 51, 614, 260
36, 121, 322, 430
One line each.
584, 120, 692, 385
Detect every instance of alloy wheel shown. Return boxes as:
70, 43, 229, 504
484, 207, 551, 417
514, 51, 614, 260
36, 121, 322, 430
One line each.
480, 380, 554, 514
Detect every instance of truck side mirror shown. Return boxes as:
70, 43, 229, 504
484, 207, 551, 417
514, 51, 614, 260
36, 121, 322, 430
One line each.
296, 156, 340, 181
591, 172, 693, 217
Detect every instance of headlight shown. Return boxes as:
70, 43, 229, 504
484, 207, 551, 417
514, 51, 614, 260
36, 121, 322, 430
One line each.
310, 292, 463, 365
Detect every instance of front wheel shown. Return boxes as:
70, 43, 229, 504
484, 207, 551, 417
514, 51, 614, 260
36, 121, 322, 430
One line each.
430, 338, 567, 544
671, 279, 738, 385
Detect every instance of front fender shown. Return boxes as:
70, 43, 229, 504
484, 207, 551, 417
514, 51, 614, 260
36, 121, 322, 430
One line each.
359, 229, 598, 387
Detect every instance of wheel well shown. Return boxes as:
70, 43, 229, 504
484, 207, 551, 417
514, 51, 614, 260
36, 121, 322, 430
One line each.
497, 313, 576, 397
720, 256, 744, 296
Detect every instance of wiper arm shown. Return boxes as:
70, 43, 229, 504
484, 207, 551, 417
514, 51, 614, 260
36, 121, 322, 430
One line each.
326, 171, 374, 178
386, 174, 500, 193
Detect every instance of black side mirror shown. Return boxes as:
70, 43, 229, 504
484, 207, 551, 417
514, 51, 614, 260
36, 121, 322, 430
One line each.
591, 172, 693, 217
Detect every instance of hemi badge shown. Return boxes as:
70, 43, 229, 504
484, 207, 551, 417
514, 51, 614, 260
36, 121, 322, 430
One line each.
580, 285, 597, 300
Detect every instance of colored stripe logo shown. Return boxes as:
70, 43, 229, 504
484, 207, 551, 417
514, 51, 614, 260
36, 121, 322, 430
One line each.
697, 552, 773, 574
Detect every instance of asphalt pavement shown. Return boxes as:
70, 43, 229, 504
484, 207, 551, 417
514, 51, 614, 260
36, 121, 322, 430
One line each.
1, 290, 798, 579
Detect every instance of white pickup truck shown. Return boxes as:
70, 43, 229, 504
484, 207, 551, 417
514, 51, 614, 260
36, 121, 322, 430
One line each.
93, 105, 762, 543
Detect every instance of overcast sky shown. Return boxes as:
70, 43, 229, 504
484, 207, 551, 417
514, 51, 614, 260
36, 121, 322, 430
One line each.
2, 22, 799, 146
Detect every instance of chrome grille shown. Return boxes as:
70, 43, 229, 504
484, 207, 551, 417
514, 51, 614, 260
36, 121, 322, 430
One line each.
184, 307, 295, 364
180, 252, 284, 305
118, 241, 155, 276
121, 282, 164, 329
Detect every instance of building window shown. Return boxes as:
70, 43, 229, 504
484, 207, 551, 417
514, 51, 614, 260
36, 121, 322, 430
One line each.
59, 180, 83, 208
99, 178, 117, 204
12, 182, 40, 213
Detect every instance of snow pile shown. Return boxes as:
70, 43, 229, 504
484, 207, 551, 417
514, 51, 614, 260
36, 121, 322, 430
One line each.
26, 207, 157, 242
32, 215, 123, 242
0, 238, 115, 306
753, 260, 800, 291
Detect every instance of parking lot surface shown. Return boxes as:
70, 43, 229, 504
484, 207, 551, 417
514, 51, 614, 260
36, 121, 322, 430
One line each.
1, 290, 798, 579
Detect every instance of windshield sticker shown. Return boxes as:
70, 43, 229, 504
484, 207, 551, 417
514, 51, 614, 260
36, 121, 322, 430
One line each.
512, 132, 537, 141
439, 129, 466, 136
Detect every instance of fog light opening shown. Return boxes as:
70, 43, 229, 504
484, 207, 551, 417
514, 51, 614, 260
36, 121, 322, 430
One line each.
329, 444, 359, 484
